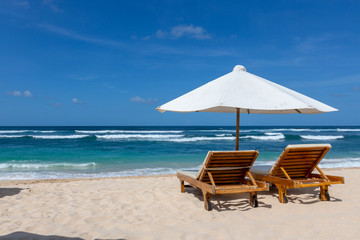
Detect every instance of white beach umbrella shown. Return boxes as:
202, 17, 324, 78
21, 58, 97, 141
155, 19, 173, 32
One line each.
156, 65, 338, 150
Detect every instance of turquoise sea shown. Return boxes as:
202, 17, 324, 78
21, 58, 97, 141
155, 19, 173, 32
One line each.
0, 126, 359, 180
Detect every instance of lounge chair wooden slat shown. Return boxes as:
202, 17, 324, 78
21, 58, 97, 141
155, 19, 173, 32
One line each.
285, 154, 323, 159
250, 144, 344, 204
209, 159, 256, 163
177, 150, 269, 210
283, 157, 320, 161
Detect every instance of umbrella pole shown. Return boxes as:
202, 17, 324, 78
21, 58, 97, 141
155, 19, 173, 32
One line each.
236, 108, 240, 150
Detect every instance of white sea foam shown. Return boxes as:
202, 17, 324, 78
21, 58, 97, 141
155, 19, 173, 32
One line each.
96, 134, 184, 139
0, 162, 96, 170
0, 130, 27, 133
76, 130, 183, 134
0, 157, 359, 180
32, 130, 56, 133
215, 134, 233, 137
0, 135, 26, 138
319, 158, 360, 168
241, 133, 285, 141
199, 128, 327, 133
253, 157, 360, 169
32, 135, 89, 139
300, 135, 344, 140
0, 167, 177, 180
337, 128, 360, 132
265, 132, 282, 136
161, 136, 236, 142
199, 129, 234, 132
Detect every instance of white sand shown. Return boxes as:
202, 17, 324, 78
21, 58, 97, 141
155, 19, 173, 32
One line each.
0, 168, 359, 240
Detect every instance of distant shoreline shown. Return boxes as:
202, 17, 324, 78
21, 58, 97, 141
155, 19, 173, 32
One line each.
1, 125, 360, 127
1, 167, 357, 185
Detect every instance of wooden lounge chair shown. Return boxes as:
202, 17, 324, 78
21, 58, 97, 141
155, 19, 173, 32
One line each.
177, 151, 269, 210
250, 144, 345, 203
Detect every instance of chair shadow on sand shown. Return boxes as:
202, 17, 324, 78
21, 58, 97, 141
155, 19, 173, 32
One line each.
184, 186, 272, 212
262, 185, 343, 204
0, 188, 24, 198
0, 232, 126, 240
184, 184, 342, 210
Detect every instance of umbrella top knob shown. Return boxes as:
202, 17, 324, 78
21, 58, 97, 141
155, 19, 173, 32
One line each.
233, 65, 246, 72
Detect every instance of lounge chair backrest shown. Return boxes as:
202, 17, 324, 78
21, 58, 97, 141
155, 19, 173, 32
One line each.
269, 144, 331, 178
198, 151, 259, 185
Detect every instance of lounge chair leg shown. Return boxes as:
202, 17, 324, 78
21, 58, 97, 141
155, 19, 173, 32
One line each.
180, 180, 185, 193
203, 191, 212, 211
276, 184, 288, 203
250, 192, 258, 208
320, 185, 330, 201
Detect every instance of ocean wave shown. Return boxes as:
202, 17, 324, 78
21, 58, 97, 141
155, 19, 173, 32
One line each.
265, 132, 282, 136
265, 128, 314, 132
319, 157, 360, 168
0, 130, 27, 134
0, 130, 56, 134
337, 128, 360, 132
199, 129, 234, 132
0, 162, 96, 170
32, 135, 89, 139
241, 133, 285, 141
0, 167, 178, 180
198, 128, 330, 133
215, 134, 233, 137
300, 135, 344, 140
0, 135, 27, 138
161, 136, 236, 142
76, 130, 183, 134
96, 134, 184, 139
0, 157, 358, 180
32, 130, 56, 133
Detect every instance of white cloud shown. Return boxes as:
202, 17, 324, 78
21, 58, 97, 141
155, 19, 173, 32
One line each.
6, 90, 33, 97
42, 0, 62, 13
11, 0, 30, 9
152, 25, 210, 40
23, 90, 33, 97
37, 24, 226, 57
72, 98, 83, 104
155, 30, 167, 39
130, 96, 158, 104
52, 102, 62, 107
170, 24, 210, 40
296, 33, 337, 51
37, 23, 128, 48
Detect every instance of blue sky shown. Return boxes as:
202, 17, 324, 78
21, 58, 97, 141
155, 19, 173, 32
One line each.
0, 0, 359, 126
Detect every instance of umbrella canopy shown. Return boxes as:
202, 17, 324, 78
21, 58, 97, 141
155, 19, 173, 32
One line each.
157, 65, 337, 114
156, 65, 338, 149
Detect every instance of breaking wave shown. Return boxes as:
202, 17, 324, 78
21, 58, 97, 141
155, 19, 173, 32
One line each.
160, 136, 236, 142
241, 133, 285, 141
76, 130, 183, 134
337, 128, 360, 132
96, 134, 184, 139
300, 135, 344, 140
0, 162, 96, 170
319, 157, 360, 168
0, 130, 27, 134
0, 135, 26, 138
32, 135, 89, 139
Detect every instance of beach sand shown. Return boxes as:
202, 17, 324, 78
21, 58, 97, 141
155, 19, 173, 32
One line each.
0, 168, 359, 240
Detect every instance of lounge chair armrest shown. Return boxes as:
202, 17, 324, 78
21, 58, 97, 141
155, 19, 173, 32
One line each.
251, 173, 296, 188
244, 179, 269, 190
177, 173, 216, 194
309, 173, 345, 184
